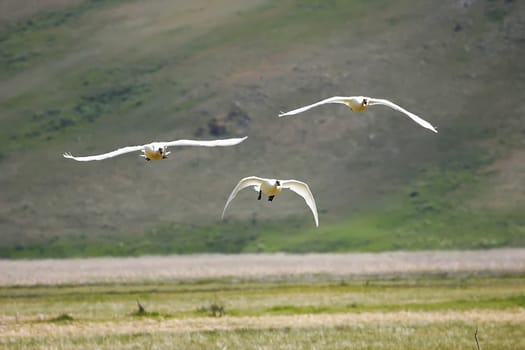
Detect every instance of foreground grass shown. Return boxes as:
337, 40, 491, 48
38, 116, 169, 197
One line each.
0, 276, 524, 349
4, 317, 524, 350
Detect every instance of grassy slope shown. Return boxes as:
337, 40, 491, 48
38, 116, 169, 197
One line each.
0, 0, 524, 257
1, 276, 524, 349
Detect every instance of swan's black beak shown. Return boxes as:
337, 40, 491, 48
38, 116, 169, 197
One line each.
276, 180, 281, 186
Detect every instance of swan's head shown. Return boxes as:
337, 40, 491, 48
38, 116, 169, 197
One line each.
158, 146, 170, 158
275, 180, 281, 186
361, 98, 368, 107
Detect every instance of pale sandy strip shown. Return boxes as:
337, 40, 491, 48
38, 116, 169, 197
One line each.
1, 310, 524, 339
1, 249, 524, 286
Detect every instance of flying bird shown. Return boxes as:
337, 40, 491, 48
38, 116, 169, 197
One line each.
221, 176, 319, 227
63, 137, 248, 162
278, 96, 438, 133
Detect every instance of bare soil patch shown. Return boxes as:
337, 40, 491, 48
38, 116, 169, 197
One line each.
470, 149, 525, 210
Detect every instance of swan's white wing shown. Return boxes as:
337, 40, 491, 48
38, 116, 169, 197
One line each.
278, 96, 355, 117
162, 137, 248, 148
63, 145, 145, 162
221, 176, 266, 220
280, 179, 319, 227
367, 98, 438, 133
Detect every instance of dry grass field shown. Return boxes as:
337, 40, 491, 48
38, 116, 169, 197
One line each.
1, 250, 524, 349
1, 249, 524, 285
2, 311, 524, 349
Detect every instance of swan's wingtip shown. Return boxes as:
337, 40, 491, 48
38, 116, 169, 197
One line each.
63, 152, 73, 159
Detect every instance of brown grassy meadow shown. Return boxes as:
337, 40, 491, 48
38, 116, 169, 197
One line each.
1, 250, 524, 349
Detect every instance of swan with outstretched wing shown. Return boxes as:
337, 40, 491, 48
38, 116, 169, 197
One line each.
63, 137, 248, 162
221, 176, 319, 227
279, 96, 438, 133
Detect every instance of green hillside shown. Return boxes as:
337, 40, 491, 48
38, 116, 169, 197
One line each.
0, 0, 523, 258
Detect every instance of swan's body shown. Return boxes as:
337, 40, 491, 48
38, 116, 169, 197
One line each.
63, 137, 248, 162
221, 176, 319, 227
279, 96, 438, 133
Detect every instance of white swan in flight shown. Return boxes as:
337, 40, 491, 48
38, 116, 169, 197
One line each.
278, 96, 438, 133
221, 176, 319, 227
63, 136, 248, 162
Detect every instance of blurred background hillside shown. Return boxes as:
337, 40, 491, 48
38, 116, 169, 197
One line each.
0, 0, 523, 257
